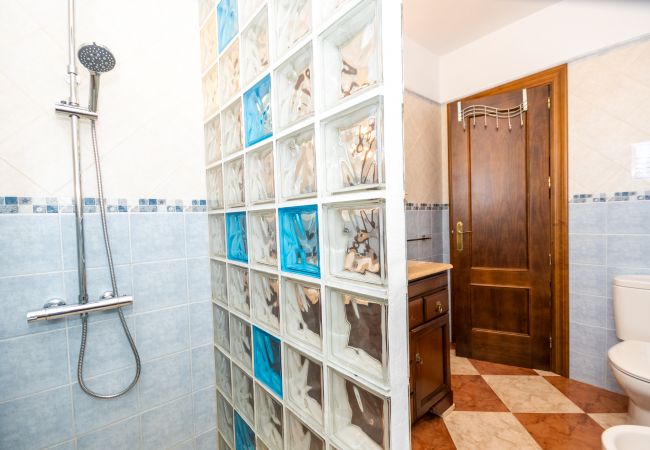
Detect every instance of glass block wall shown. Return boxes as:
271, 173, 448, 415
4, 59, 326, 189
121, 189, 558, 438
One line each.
199, 0, 408, 448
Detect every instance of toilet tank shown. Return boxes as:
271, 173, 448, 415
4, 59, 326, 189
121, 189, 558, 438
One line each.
613, 275, 650, 341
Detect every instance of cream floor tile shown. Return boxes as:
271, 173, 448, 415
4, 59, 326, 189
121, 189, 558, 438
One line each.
588, 413, 630, 429
451, 354, 480, 375
483, 375, 582, 413
444, 411, 541, 450
534, 369, 559, 376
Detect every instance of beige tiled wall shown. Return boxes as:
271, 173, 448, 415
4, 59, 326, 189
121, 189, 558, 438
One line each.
569, 38, 650, 196
403, 91, 448, 204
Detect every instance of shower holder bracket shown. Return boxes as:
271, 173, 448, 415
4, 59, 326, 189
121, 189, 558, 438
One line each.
55, 101, 98, 120
26, 295, 133, 322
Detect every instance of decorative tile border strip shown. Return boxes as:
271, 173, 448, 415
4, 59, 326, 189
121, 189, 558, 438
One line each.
0, 196, 207, 214
405, 202, 449, 211
569, 191, 650, 203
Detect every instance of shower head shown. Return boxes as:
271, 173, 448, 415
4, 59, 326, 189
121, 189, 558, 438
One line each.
77, 43, 115, 113
78, 43, 115, 74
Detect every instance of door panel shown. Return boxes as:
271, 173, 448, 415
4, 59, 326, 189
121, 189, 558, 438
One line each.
449, 85, 552, 369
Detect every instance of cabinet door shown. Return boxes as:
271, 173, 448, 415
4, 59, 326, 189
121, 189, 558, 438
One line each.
412, 318, 448, 419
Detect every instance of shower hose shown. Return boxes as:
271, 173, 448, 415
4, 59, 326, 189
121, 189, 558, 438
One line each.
77, 120, 141, 399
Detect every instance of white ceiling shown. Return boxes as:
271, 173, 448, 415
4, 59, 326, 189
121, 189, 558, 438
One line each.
403, 0, 561, 55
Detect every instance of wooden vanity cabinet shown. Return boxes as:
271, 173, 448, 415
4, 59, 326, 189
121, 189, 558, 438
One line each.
409, 271, 453, 422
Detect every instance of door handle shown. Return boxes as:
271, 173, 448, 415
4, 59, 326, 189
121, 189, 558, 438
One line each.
415, 352, 423, 365
456, 221, 472, 252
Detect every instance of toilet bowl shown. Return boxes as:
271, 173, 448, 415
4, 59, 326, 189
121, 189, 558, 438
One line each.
601, 425, 650, 450
609, 275, 650, 427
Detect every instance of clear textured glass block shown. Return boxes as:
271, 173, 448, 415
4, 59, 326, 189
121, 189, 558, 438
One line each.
228, 264, 250, 316
200, 12, 218, 71
226, 212, 248, 263
240, 0, 264, 23
255, 384, 284, 450
209, 213, 226, 257
321, 0, 381, 107
282, 278, 321, 351
329, 369, 388, 450
211, 260, 228, 305
249, 210, 277, 267
253, 326, 282, 397
232, 364, 255, 424
213, 303, 230, 351
202, 63, 219, 118
198, 0, 215, 24
217, 0, 238, 53
275, 0, 311, 58
243, 75, 273, 147
234, 411, 255, 450
222, 100, 243, 156
328, 288, 388, 384
206, 165, 224, 210
204, 115, 222, 164
275, 44, 313, 130
219, 39, 240, 105
241, 6, 269, 86
214, 347, 232, 398
284, 345, 323, 428
229, 314, 252, 370
217, 391, 235, 447
320, 0, 352, 23
257, 438, 270, 450
251, 270, 280, 333
246, 144, 274, 204
277, 126, 316, 200
279, 205, 320, 277
219, 433, 232, 450
224, 157, 245, 207
286, 410, 324, 450
325, 201, 385, 285
323, 98, 384, 193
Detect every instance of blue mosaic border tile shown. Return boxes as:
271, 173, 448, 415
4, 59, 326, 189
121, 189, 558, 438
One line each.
405, 202, 449, 211
569, 191, 650, 203
0, 196, 207, 214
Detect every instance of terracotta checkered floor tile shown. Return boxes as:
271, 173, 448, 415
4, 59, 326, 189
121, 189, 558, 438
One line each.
411, 354, 631, 450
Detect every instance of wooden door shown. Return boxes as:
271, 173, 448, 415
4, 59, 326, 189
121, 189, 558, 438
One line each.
449, 85, 552, 369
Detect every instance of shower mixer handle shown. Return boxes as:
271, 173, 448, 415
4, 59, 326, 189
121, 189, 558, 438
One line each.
55, 101, 98, 120
27, 295, 133, 322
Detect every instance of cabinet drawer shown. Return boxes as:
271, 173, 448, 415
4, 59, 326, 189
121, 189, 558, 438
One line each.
409, 297, 424, 328
408, 273, 447, 298
425, 289, 449, 321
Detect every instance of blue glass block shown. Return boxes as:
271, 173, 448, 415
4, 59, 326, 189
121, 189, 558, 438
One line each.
226, 212, 248, 263
235, 412, 255, 450
217, 0, 238, 53
253, 326, 282, 398
279, 205, 320, 277
243, 75, 272, 147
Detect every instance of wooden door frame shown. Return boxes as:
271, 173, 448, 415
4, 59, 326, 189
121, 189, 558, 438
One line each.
446, 65, 569, 376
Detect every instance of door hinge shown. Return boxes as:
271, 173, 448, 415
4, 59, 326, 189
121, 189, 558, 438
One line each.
549, 253, 552, 265
549, 336, 553, 349
547, 97, 551, 109
548, 176, 551, 188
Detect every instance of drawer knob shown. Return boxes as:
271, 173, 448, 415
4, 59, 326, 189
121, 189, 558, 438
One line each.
436, 301, 444, 313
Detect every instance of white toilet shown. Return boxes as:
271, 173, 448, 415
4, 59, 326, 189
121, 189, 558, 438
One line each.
609, 275, 650, 426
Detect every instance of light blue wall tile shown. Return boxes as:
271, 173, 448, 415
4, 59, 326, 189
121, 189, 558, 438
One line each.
61, 214, 131, 270
188, 257, 211, 301
431, 210, 443, 235
570, 350, 606, 388
569, 202, 607, 234
569, 234, 606, 265
0, 386, 73, 450
193, 387, 217, 434
606, 296, 616, 330
169, 439, 195, 450
67, 316, 137, 379
607, 201, 650, 234
130, 213, 186, 263
136, 305, 190, 361
186, 213, 209, 258
0, 330, 69, 402
606, 328, 621, 352
141, 395, 194, 450
76, 417, 140, 450
190, 301, 214, 347
192, 344, 215, 391
569, 263, 607, 297
195, 429, 218, 450
570, 322, 606, 357
569, 293, 606, 328
607, 235, 650, 269
139, 351, 192, 410
47, 440, 76, 450
606, 367, 624, 395
406, 240, 418, 260
132, 260, 188, 313
1, 273, 66, 339
405, 211, 417, 240
72, 367, 140, 434
0, 214, 62, 277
